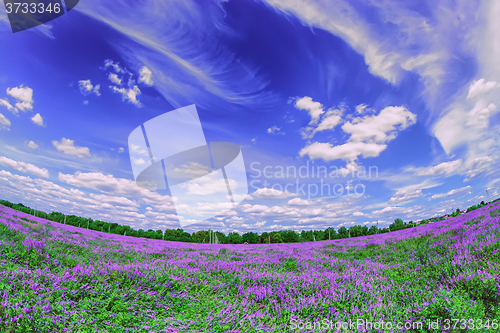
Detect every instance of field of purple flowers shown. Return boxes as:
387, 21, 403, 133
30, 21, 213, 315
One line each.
0, 202, 500, 333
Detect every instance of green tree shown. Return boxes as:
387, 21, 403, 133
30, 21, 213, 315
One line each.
260, 232, 270, 244
242, 232, 259, 244
338, 227, 348, 238
361, 226, 369, 236
280, 230, 299, 243
228, 232, 243, 244
271, 233, 283, 243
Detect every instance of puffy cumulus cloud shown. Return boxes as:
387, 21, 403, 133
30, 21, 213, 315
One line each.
52, 138, 91, 158
129, 143, 148, 155
300, 141, 387, 162
355, 104, 368, 114
294, 96, 324, 124
27, 141, 39, 149
352, 211, 365, 216
138, 66, 154, 86
118, 147, 124, 153
6, 85, 34, 111
227, 216, 244, 224
252, 188, 297, 199
0, 113, 11, 130
58, 171, 176, 213
78, 80, 101, 96
467, 78, 500, 99
31, 113, 44, 126
267, 125, 284, 135
110, 85, 142, 107
311, 111, 342, 136
0, 99, 17, 115
430, 185, 472, 200
342, 106, 416, 144
0, 156, 49, 178
388, 188, 425, 204
103, 59, 127, 74
88, 193, 140, 211
180, 172, 237, 196
175, 201, 234, 218
171, 162, 212, 179
108, 73, 122, 85
0, 170, 175, 229
213, 209, 238, 221
300, 106, 416, 162
287, 197, 313, 206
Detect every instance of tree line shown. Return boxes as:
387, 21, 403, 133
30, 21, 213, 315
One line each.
0, 198, 497, 244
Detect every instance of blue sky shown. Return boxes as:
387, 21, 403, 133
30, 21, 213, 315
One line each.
0, 0, 499, 234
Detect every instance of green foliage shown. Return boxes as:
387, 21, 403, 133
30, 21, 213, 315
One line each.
271, 233, 283, 243
228, 232, 243, 244
242, 232, 259, 244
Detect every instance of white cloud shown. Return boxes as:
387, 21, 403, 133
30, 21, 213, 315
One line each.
104, 59, 127, 74
52, 138, 91, 158
313, 112, 342, 135
0, 99, 17, 115
0, 113, 10, 131
171, 162, 211, 178
414, 159, 462, 177
31, 113, 44, 127
0, 170, 179, 229
355, 104, 367, 114
138, 66, 154, 86
342, 106, 416, 143
118, 147, 124, 153
0, 156, 49, 178
431, 2, 500, 188
295, 96, 324, 124
299, 141, 387, 162
252, 188, 297, 199
133, 158, 146, 165
288, 197, 312, 206
78, 80, 101, 96
263, 0, 478, 115
433, 99, 499, 156
300, 105, 416, 162
58, 171, 174, 210
27, 141, 39, 149
267, 125, 284, 135
110, 85, 142, 107
175, 171, 236, 196
388, 188, 425, 204
352, 211, 365, 216
6, 85, 34, 111
467, 78, 500, 99
108, 73, 122, 85
431, 186, 472, 200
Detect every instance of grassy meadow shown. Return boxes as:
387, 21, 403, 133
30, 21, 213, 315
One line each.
0, 202, 499, 332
